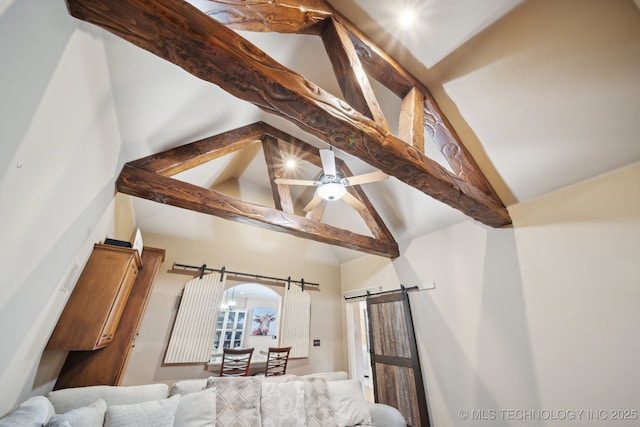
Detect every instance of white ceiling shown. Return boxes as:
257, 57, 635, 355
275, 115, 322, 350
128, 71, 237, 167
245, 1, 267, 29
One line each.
108, 0, 640, 263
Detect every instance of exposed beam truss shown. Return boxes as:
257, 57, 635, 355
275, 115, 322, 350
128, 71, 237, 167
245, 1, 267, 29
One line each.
67, 0, 511, 229
118, 122, 400, 258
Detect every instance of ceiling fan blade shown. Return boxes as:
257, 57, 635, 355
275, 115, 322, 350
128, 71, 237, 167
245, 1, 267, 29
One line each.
346, 170, 389, 186
274, 178, 317, 186
303, 192, 323, 212
342, 191, 366, 212
319, 149, 337, 177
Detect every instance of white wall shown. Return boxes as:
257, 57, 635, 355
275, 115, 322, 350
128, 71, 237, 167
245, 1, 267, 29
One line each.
121, 226, 346, 387
2, 1, 637, 422
0, 0, 349, 407
0, 0, 138, 415
340, 162, 640, 426
509, 162, 640, 424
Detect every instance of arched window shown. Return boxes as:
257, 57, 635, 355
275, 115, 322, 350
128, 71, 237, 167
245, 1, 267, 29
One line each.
211, 283, 281, 359
164, 275, 310, 364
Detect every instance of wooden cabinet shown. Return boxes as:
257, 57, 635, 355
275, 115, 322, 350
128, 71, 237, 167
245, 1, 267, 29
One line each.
46, 243, 142, 351
54, 246, 165, 389
213, 309, 247, 353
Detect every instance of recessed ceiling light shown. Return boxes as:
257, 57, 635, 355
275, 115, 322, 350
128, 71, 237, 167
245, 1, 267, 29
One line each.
398, 9, 415, 27
286, 159, 297, 169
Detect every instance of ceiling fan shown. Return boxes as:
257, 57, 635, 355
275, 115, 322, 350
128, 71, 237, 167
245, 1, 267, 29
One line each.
274, 148, 388, 212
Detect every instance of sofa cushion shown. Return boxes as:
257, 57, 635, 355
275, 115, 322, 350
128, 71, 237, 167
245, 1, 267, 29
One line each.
46, 398, 107, 427
0, 396, 54, 427
47, 383, 169, 413
261, 380, 306, 427
104, 395, 180, 427
327, 380, 373, 427
300, 371, 348, 382
169, 378, 208, 397
260, 374, 297, 383
367, 402, 406, 427
302, 377, 338, 427
206, 377, 261, 427
174, 388, 216, 427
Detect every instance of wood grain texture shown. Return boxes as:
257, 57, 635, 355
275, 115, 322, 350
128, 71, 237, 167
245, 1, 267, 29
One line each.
367, 291, 430, 427
54, 247, 165, 388
188, 0, 332, 34
321, 18, 389, 129
117, 164, 399, 258
46, 244, 141, 351
262, 135, 294, 213
400, 86, 425, 152
119, 122, 398, 257
128, 122, 265, 176
305, 198, 327, 222
65, 0, 511, 228
338, 162, 394, 241
375, 364, 422, 427
335, 12, 502, 203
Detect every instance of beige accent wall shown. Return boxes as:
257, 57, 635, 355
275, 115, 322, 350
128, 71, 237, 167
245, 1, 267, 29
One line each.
121, 224, 346, 387
340, 162, 640, 426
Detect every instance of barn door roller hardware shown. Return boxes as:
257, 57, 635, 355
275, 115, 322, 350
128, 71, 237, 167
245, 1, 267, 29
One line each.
169, 262, 319, 291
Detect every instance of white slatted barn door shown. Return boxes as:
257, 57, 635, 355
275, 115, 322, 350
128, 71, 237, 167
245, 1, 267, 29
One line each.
279, 284, 311, 358
164, 272, 226, 364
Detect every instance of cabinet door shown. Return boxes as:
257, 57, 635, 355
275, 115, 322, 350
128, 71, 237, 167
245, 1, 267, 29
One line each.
232, 332, 243, 348
237, 311, 246, 329
46, 244, 141, 351
226, 311, 236, 329
53, 246, 165, 389
212, 309, 247, 353
97, 259, 139, 347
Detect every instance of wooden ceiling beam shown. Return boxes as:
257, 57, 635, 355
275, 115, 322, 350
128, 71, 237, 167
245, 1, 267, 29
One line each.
186, 0, 332, 35
335, 13, 502, 203
337, 163, 394, 242
321, 18, 389, 130
128, 122, 265, 176
119, 121, 398, 257
117, 164, 399, 258
399, 87, 425, 152
261, 134, 294, 214
66, 0, 510, 227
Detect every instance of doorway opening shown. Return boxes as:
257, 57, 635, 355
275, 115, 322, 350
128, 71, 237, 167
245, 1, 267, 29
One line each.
345, 299, 374, 402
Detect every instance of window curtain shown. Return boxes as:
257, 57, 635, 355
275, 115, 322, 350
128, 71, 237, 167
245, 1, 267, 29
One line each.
279, 283, 311, 358
164, 272, 226, 364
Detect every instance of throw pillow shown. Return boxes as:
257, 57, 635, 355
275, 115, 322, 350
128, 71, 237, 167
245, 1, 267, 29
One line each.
169, 379, 208, 397
327, 380, 373, 427
300, 372, 349, 382
206, 377, 261, 427
48, 384, 168, 413
261, 380, 305, 427
104, 395, 180, 427
0, 396, 54, 427
302, 377, 338, 427
174, 388, 216, 427
46, 398, 107, 427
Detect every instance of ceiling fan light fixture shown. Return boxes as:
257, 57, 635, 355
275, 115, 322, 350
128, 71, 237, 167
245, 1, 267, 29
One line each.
317, 182, 347, 201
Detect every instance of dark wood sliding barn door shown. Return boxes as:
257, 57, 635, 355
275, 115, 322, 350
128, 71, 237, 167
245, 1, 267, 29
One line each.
366, 290, 430, 427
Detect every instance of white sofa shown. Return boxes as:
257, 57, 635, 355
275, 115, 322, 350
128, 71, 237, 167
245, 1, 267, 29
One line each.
0, 372, 406, 426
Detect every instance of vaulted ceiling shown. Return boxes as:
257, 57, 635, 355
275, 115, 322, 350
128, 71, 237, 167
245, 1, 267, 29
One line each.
66, 0, 640, 263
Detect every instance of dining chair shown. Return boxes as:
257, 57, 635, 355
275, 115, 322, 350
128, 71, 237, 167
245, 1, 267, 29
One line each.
263, 346, 292, 376
219, 347, 254, 376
